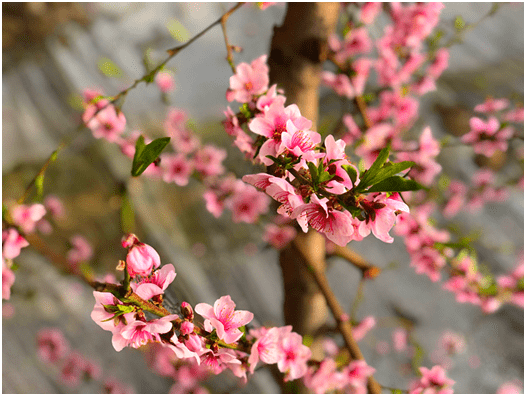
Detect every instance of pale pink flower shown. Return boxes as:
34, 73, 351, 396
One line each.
341, 360, 376, 394
2, 228, 29, 259
2, 258, 15, 300
321, 71, 355, 98
114, 314, 179, 351
497, 380, 523, 394
85, 105, 127, 142
162, 153, 194, 186
102, 377, 135, 394
125, 239, 161, 278
36, 328, 70, 364
44, 195, 65, 220
179, 321, 195, 336
248, 326, 282, 373
200, 348, 243, 377
66, 235, 93, 266
155, 71, 176, 93
277, 330, 312, 381
353, 316, 376, 341
303, 358, 341, 394
195, 295, 254, 344
131, 264, 177, 300
226, 183, 270, 224
504, 107, 524, 123
256, 84, 286, 111
222, 106, 244, 137
474, 98, 510, 114
59, 352, 87, 387
342, 114, 362, 145
167, 334, 201, 363
226, 55, 269, 103
263, 223, 297, 250
427, 48, 450, 79
439, 331, 466, 355
409, 365, 455, 394
194, 145, 227, 178
461, 116, 513, 157
360, 2, 382, 24
335, 27, 372, 63
393, 327, 408, 352
10, 203, 46, 234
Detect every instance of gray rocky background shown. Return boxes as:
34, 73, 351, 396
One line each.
2, 3, 523, 393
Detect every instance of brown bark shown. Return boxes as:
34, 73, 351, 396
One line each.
268, 2, 339, 360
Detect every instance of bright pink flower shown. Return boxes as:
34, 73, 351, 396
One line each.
115, 314, 179, 351
223, 106, 244, 137
248, 326, 282, 373
321, 71, 355, 98
263, 223, 297, 250
180, 321, 195, 336
342, 114, 362, 145
2, 228, 29, 260
256, 84, 286, 111
162, 153, 194, 186
303, 358, 341, 394
125, 240, 161, 278
360, 2, 382, 24
131, 264, 176, 300
66, 235, 93, 266
195, 295, 254, 344
200, 348, 243, 378
292, 194, 355, 246
10, 203, 46, 234
226, 183, 270, 224
226, 55, 269, 103
277, 329, 312, 381
427, 48, 450, 79
353, 316, 376, 341
360, 193, 410, 243
341, 360, 376, 393
335, 27, 372, 63
155, 71, 176, 93
36, 328, 70, 364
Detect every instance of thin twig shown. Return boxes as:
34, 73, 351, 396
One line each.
329, 245, 381, 278
292, 238, 382, 394
17, 2, 246, 205
220, 4, 244, 74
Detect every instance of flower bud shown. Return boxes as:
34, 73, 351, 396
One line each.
121, 233, 139, 248
185, 334, 203, 353
179, 321, 194, 336
126, 243, 161, 278
180, 301, 194, 321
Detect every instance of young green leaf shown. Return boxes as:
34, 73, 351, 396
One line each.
131, 136, 171, 177
366, 161, 415, 188
357, 147, 390, 189
366, 176, 423, 193
342, 164, 358, 185
307, 162, 319, 185
97, 57, 124, 78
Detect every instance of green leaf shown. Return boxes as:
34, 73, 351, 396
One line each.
358, 158, 366, 175
517, 277, 524, 291
318, 171, 334, 184
131, 136, 171, 177
391, 390, 403, 394
342, 164, 358, 185
366, 176, 423, 193
307, 162, 319, 185
302, 334, 313, 347
35, 173, 45, 201
479, 283, 498, 296
167, 19, 190, 42
97, 57, 124, 78
358, 147, 390, 189
366, 161, 415, 188
454, 15, 465, 31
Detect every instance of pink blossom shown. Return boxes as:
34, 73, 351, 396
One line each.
353, 316, 376, 341
125, 239, 161, 278
277, 329, 312, 381
167, 334, 201, 363
427, 48, 450, 79
292, 194, 355, 246
131, 264, 177, 300
162, 153, 194, 186
409, 365, 455, 394
10, 203, 46, 234
263, 223, 297, 249
321, 71, 355, 98
497, 380, 523, 394
303, 358, 341, 394
248, 326, 282, 373
226, 55, 269, 103
44, 195, 65, 220
474, 97, 510, 114
66, 235, 93, 266
200, 348, 243, 378
461, 116, 513, 157
341, 360, 376, 393
36, 328, 70, 364
223, 106, 244, 137
256, 84, 286, 111
155, 71, 176, 93
114, 314, 179, 351
85, 105, 127, 143
360, 2, 382, 24
393, 327, 408, 352
504, 107, 524, 123
335, 27, 372, 63
226, 183, 270, 224
194, 145, 227, 178
439, 331, 466, 355
342, 114, 362, 145
180, 320, 195, 336
2, 228, 29, 259
102, 377, 135, 394
195, 295, 254, 344
59, 352, 87, 387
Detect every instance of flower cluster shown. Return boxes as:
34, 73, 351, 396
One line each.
223, 55, 416, 246
91, 234, 324, 385
408, 365, 455, 394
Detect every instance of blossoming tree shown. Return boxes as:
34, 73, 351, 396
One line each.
2, 2, 524, 394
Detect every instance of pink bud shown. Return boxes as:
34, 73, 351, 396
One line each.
180, 321, 194, 336
185, 334, 203, 353
126, 243, 161, 278
121, 233, 139, 248
181, 301, 194, 321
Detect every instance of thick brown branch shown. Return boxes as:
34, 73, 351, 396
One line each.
292, 238, 382, 394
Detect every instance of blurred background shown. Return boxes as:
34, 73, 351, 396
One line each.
2, 2, 524, 393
